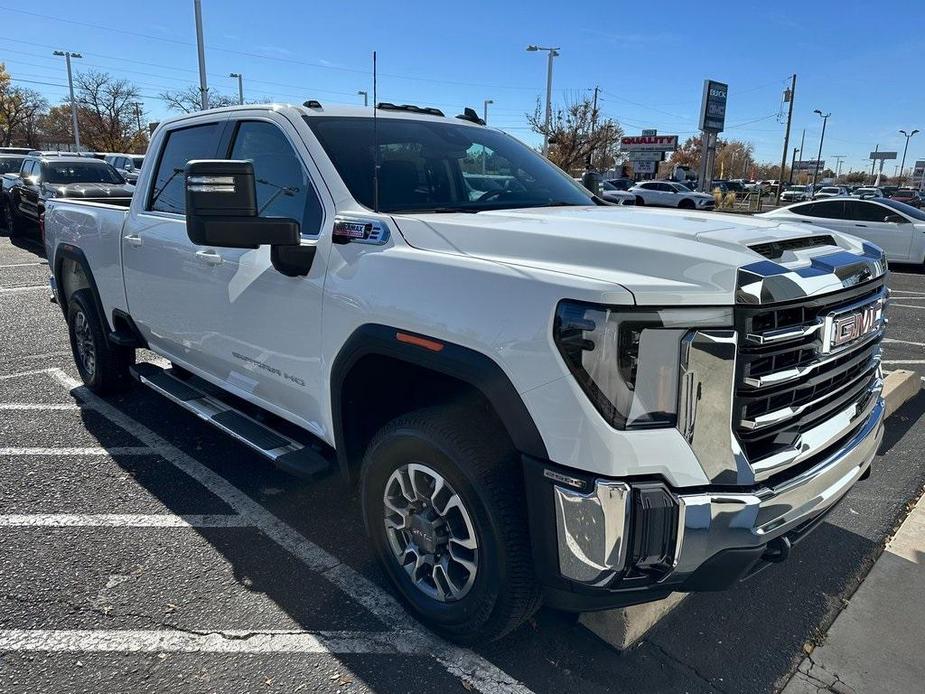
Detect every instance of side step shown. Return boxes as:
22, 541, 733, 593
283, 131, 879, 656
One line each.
130, 362, 332, 480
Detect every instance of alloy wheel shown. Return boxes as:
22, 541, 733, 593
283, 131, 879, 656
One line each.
73, 310, 96, 378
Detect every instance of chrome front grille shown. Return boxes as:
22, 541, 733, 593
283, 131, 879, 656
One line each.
733, 278, 886, 473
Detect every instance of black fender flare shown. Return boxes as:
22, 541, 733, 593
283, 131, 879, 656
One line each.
330, 324, 548, 477
52, 243, 107, 326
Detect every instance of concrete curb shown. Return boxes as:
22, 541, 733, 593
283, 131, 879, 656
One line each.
580, 370, 922, 652
882, 369, 922, 417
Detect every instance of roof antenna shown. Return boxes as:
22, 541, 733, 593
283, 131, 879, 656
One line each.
372, 50, 380, 213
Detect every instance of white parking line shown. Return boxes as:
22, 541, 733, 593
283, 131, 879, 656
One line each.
883, 360, 925, 365
890, 304, 925, 310
0, 447, 153, 456
0, 629, 422, 655
0, 514, 250, 527
884, 338, 925, 348
0, 368, 57, 381
47, 369, 533, 694
0, 285, 48, 294
0, 262, 47, 268
0, 403, 81, 410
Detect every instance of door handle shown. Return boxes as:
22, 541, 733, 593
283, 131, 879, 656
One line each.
124, 234, 143, 247
195, 249, 223, 265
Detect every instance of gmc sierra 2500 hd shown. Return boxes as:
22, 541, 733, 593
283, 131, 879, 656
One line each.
44, 102, 887, 643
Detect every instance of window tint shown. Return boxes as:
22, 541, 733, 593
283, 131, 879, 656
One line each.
149, 123, 220, 214
847, 201, 892, 222
809, 201, 846, 219
22, 161, 35, 177
229, 121, 323, 234
44, 162, 124, 184
639, 182, 657, 190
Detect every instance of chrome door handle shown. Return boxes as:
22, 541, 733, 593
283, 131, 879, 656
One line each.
195, 249, 223, 265
124, 234, 143, 247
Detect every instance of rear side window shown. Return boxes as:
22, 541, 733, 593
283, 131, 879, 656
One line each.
228, 121, 324, 235
149, 123, 221, 214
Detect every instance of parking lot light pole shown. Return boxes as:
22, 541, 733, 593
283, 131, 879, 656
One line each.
526, 45, 559, 155
357, 90, 368, 107
483, 99, 493, 125
53, 50, 82, 151
229, 73, 244, 104
898, 129, 919, 186
194, 0, 208, 110
811, 109, 830, 190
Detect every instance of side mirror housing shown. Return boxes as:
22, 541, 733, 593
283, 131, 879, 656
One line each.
184, 160, 300, 248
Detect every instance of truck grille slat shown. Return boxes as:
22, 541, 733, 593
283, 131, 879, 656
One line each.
733, 277, 886, 468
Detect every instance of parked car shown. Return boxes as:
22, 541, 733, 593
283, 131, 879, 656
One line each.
880, 185, 899, 198
45, 102, 885, 643
0, 153, 26, 175
712, 179, 746, 194
0, 146, 32, 155
813, 186, 849, 199
629, 180, 715, 209
760, 197, 925, 263
853, 187, 884, 199
104, 153, 146, 184
779, 185, 812, 203
890, 189, 922, 208
1, 155, 133, 238
604, 177, 633, 191
599, 180, 635, 205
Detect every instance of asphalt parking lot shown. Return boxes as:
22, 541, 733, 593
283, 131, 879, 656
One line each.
0, 229, 923, 694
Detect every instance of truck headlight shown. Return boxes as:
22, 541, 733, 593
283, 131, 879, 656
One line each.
553, 302, 733, 429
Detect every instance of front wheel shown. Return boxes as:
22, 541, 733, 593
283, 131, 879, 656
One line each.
635, 195, 645, 206
66, 289, 135, 394
2, 199, 22, 237
361, 406, 541, 643
678, 198, 696, 210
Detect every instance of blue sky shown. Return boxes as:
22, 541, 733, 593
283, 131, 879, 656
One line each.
2, 1, 923, 173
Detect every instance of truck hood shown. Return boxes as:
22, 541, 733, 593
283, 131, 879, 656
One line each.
391, 205, 867, 305
45, 182, 134, 198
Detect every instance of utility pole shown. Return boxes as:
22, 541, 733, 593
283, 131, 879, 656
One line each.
776, 74, 796, 204
193, 0, 209, 110
832, 155, 846, 180
811, 109, 830, 189
870, 144, 878, 182
526, 45, 559, 155
587, 85, 600, 169
898, 129, 919, 186
53, 50, 83, 150
132, 102, 143, 133
790, 147, 799, 184
357, 90, 368, 107
229, 73, 244, 104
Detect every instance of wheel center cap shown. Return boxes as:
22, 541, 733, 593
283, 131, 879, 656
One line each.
408, 514, 441, 555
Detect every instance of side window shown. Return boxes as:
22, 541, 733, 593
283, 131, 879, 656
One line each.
149, 122, 221, 214
811, 201, 846, 219
850, 201, 891, 223
21, 161, 34, 177
228, 121, 323, 235
790, 202, 820, 217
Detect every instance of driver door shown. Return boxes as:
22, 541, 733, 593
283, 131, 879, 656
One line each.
845, 200, 913, 260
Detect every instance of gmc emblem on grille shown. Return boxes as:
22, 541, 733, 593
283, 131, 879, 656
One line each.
823, 299, 883, 353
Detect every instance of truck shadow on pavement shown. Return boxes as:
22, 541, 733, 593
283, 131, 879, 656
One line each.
69, 375, 925, 694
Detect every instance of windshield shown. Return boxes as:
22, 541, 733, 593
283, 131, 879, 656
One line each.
0, 158, 23, 174
879, 198, 925, 221
788, 186, 808, 192
131, 157, 145, 168
305, 116, 593, 213
44, 162, 124, 185
821, 187, 839, 193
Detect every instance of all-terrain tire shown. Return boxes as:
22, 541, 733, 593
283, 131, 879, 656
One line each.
66, 289, 135, 394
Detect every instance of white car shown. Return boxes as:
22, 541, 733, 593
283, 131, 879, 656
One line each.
854, 187, 884, 200
600, 181, 635, 205
760, 196, 925, 263
813, 186, 848, 199
629, 180, 715, 209
44, 102, 886, 642
780, 185, 812, 203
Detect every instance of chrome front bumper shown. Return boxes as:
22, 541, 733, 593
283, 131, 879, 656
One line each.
553, 396, 883, 588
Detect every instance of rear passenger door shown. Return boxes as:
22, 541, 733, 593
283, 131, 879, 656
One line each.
200, 114, 332, 431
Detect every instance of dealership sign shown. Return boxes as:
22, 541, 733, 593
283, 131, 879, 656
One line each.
626, 150, 665, 162
699, 80, 728, 133
620, 135, 678, 152
632, 161, 657, 174
794, 159, 825, 171
913, 159, 925, 184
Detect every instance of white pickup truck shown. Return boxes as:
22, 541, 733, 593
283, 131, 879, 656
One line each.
44, 102, 887, 643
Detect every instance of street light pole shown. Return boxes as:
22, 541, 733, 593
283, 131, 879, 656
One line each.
898, 129, 919, 186
193, 0, 209, 110
483, 99, 493, 125
132, 101, 143, 133
229, 73, 244, 105
53, 50, 83, 151
526, 45, 559, 155
811, 109, 830, 190
357, 90, 368, 107
776, 74, 796, 204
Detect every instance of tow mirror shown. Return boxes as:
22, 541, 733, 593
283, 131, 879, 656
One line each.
184, 160, 314, 276
884, 213, 908, 224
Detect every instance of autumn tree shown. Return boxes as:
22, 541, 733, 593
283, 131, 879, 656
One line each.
0, 86, 47, 147
528, 95, 624, 174
73, 70, 147, 152
159, 85, 238, 113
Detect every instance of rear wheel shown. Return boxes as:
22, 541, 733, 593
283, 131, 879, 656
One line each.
361, 406, 541, 643
67, 289, 135, 394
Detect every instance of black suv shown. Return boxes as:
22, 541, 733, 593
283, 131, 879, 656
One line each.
2, 155, 134, 238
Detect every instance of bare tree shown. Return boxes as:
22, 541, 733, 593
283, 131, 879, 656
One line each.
159, 85, 237, 114
73, 70, 146, 152
0, 86, 47, 147
528, 95, 624, 174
